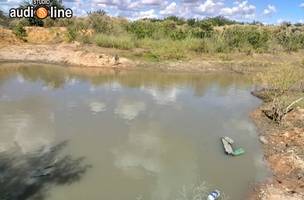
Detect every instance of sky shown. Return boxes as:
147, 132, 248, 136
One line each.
0, 0, 303, 24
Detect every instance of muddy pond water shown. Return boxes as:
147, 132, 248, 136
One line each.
0, 64, 269, 200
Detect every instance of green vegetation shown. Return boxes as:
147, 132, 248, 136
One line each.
94, 34, 135, 50
2, 7, 304, 60
0, 10, 9, 27
12, 23, 27, 41
1, 7, 304, 61
47, 12, 304, 61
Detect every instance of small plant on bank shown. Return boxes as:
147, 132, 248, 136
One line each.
12, 23, 27, 41
255, 65, 304, 122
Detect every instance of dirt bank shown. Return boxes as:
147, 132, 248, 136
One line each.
1, 41, 303, 73
0, 27, 132, 69
251, 106, 304, 200
0, 43, 133, 69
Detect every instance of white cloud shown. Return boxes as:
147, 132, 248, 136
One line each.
160, 2, 177, 15
220, 0, 256, 19
277, 18, 284, 24
196, 0, 224, 15
142, 0, 162, 6
263, 4, 276, 16
133, 9, 158, 19
300, 3, 304, 8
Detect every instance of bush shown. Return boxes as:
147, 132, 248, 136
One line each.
66, 26, 77, 42
12, 23, 27, 40
247, 29, 270, 50
276, 29, 304, 52
222, 26, 270, 52
94, 34, 135, 50
169, 29, 188, 40
0, 9, 10, 27
149, 39, 188, 60
88, 13, 113, 33
127, 21, 156, 39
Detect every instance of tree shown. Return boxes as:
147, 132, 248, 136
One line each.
0, 9, 11, 27
187, 18, 196, 27
165, 16, 185, 25
0, 9, 5, 18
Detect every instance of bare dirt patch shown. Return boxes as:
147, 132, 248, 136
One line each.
251, 107, 304, 200
0, 43, 132, 69
0, 28, 23, 47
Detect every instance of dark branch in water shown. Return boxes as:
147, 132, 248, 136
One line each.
0, 141, 92, 200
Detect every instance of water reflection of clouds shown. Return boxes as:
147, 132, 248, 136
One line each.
112, 123, 198, 200
0, 95, 10, 101
16, 74, 24, 84
113, 130, 162, 174
106, 81, 122, 92
66, 78, 78, 86
89, 101, 107, 113
89, 82, 121, 93
0, 99, 55, 154
0, 112, 54, 154
141, 86, 180, 105
114, 100, 146, 120
89, 86, 96, 93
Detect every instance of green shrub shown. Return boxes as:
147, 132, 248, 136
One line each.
127, 21, 156, 39
149, 39, 187, 60
169, 29, 188, 40
66, 26, 77, 42
135, 39, 187, 60
12, 23, 27, 40
88, 13, 113, 33
247, 29, 270, 50
190, 27, 212, 39
0, 9, 10, 27
94, 34, 135, 50
222, 26, 270, 52
276, 29, 304, 52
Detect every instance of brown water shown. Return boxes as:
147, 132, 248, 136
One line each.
0, 65, 269, 200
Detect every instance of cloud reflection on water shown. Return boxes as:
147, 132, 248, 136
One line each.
112, 122, 198, 200
89, 101, 107, 114
0, 98, 55, 154
141, 86, 181, 105
114, 100, 146, 120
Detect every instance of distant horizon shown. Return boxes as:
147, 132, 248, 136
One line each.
1, 0, 303, 24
